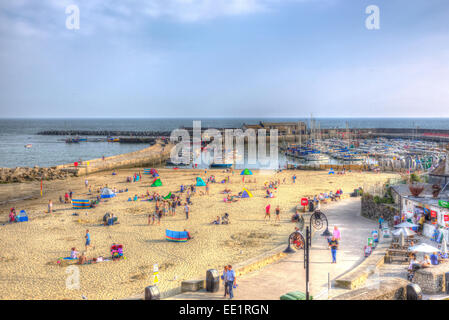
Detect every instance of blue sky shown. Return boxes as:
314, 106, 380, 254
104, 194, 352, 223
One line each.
1, 0, 449, 118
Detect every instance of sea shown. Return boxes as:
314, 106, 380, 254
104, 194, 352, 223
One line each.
1, 117, 449, 168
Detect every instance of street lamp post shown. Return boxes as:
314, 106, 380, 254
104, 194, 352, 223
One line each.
309, 210, 332, 244
304, 226, 310, 300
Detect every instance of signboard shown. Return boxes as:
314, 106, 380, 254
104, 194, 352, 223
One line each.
301, 198, 308, 206
439, 200, 449, 209
372, 230, 379, 243
153, 264, 159, 285
431, 210, 437, 225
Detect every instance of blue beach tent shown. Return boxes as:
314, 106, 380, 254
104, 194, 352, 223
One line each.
16, 210, 29, 222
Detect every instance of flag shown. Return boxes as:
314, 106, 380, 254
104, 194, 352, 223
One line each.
40, 179, 43, 197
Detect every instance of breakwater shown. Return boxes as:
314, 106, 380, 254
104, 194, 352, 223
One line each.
38, 130, 171, 137
0, 142, 174, 183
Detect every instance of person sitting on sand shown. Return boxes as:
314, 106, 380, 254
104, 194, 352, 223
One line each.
184, 229, 192, 240
222, 213, 230, 224
78, 252, 88, 265
291, 211, 300, 223
212, 216, 221, 225
421, 255, 431, 268
70, 247, 79, 259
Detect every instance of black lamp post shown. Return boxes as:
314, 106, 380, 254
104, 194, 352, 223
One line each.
284, 230, 305, 253
304, 226, 311, 300
283, 232, 296, 253
310, 210, 332, 238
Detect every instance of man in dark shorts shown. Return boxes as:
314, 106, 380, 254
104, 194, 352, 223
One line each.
275, 205, 280, 222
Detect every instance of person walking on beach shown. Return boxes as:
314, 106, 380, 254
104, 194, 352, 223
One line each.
185, 203, 190, 220
275, 205, 280, 223
48, 200, 53, 213
226, 265, 236, 300
85, 229, 92, 250
222, 266, 229, 297
329, 236, 339, 263
264, 204, 271, 221
378, 215, 384, 230
333, 226, 341, 241
292, 174, 296, 184
206, 182, 209, 195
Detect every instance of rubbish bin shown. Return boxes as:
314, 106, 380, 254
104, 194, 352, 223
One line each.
308, 201, 314, 212
145, 285, 160, 300
206, 269, 220, 292
406, 283, 422, 300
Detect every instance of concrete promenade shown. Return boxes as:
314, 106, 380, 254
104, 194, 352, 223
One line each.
167, 198, 378, 300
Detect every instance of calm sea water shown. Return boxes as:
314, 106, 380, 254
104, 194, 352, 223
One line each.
1, 117, 448, 168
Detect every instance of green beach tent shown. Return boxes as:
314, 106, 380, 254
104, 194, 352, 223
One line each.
151, 178, 162, 187
240, 169, 253, 176
196, 177, 206, 186
163, 192, 172, 200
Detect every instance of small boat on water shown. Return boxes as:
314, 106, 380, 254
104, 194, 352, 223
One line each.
66, 138, 80, 143
24, 144, 32, 148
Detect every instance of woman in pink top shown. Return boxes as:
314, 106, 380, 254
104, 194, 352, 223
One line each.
333, 226, 341, 240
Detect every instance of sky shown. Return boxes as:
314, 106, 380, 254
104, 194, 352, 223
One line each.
0, 0, 449, 118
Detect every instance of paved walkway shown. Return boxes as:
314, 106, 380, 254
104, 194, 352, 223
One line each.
167, 198, 378, 300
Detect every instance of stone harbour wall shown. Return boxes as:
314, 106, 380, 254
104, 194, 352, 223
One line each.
361, 194, 399, 226
413, 264, 448, 294
332, 278, 408, 300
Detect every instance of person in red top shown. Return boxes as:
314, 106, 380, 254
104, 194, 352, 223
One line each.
64, 193, 69, 203
9, 208, 16, 223
265, 204, 271, 221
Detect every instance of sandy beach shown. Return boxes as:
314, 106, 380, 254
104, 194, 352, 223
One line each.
0, 167, 399, 300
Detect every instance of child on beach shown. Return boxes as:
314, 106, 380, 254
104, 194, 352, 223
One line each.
9, 208, 16, 223
85, 230, 91, 250
185, 203, 190, 220
70, 247, 79, 259
48, 200, 53, 213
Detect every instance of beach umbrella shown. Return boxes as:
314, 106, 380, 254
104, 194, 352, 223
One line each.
395, 222, 418, 228
392, 227, 416, 238
408, 243, 440, 254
